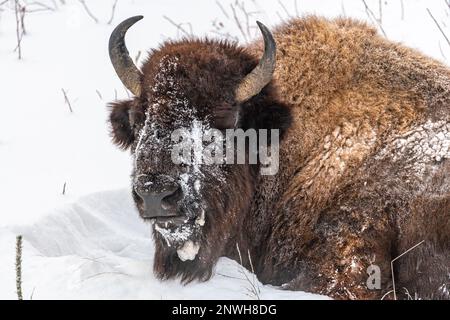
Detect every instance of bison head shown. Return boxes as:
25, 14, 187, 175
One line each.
108, 16, 291, 282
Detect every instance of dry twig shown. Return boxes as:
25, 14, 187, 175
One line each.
107, 0, 118, 25
236, 243, 260, 300
278, 0, 292, 19
163, 15, 192, 37
16, 235, 23, 300
400, 0, 405, 20
361, 0, 387, 37
427, 8, 450, 48
78, 0, 98, 23
216, 0, 229, 19
135, 50, 141, 64
61, 88, 73, 113
14, 0, 24, 59
230, 3, 248, 42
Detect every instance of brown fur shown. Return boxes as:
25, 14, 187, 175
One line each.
108, 16, 450, 299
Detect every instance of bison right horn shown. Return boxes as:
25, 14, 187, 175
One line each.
109, 16, 144, 96
235, 21, 277, 103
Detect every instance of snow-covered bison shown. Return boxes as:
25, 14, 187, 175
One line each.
107, 16, 449, 299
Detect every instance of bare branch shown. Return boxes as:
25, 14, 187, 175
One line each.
341, 0, 347, 17
427, 8, 450, 48
26, 1, 57, 12
163, 15, 192, 37
236, 1, 253, 39
20, 5, 26, 34
378, 0, 383, 24
216, 0, 229, 19
230, 3, 248, 43
361, 0, 387, 37
278, 0, 292, 19
61, 88, 73, 113
78, 0, 98, 24
134, 50, 141, 64
276, 11, 285, 23
439, 40, 447, 61
400, 0, 404, 20
107, 0, 118, 25
16, 235, 23, 300
14, 0, 24, 59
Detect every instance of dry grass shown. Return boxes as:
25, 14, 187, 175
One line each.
236, 243, 261, 300
381, 240, 425, 300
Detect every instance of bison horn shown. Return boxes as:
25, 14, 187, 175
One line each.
235, 21, 276, 103
109, 16, 144, 96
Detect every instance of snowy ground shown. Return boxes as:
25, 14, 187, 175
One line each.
0, 0, 449, 299
0, 189, 326, 299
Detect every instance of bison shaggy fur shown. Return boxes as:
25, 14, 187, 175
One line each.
109, 16, 450, 299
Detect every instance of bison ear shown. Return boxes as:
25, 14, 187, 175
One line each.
109, 99, 135, 149
239, 97, 292, 136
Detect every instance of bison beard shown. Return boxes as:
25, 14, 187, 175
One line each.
153, 166, 255, 283
107, 15, 450, 300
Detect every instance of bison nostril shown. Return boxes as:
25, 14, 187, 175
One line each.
161, 187, 182, 210
133, 181, 181, 218
133, 188, 144, 203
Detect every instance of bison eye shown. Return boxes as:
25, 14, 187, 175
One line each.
213, 103, 239, 129
177, 162, 189, 173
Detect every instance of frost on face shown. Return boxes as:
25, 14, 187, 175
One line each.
439, 283, 449, 299
154, 222, 199, 246
133, 55, 225, 254
178, 120, 207, 215
195, 208, 206, 226
134, 107, 155, 170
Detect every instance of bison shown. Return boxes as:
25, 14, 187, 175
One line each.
107, 15, 449, 299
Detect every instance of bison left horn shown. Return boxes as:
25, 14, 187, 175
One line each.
235, 21, 277, 103
109, 16, 144, 96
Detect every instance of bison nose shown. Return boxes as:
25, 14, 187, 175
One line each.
135, 185, 181, 218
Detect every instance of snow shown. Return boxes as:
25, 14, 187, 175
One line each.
154, 219, 195, 247
376, 120, 450, 176
0, 0, 449, 299
0, 189, 326, 299
177, 240, 200, 261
